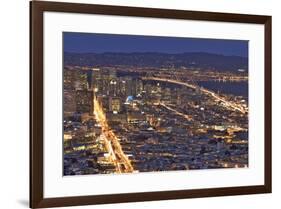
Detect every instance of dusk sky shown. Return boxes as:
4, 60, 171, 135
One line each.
63, 32, 248, 57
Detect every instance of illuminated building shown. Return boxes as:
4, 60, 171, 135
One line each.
75, 90, 94, 113
108, 69, 117, 80
127, 112, 146, 123
109, 79, 118, 96
64, 90, 76, 115
91, 68, 102, 92
74, 71, 88, 90
107, 112, 127, 123
124, 77, 133, 96
109, 97, 121, 113
64, 68, 80, 90
135, 79, 143, 95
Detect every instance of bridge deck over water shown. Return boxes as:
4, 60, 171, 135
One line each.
142, 77, 248, 114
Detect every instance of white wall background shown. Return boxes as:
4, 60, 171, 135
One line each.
0, 0, 279, 208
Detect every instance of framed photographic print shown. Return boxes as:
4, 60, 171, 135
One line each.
30, 0, 272, 208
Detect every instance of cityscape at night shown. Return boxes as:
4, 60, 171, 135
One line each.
63, 32, 249, 175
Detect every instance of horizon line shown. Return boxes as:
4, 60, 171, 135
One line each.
64, 51, 248, 58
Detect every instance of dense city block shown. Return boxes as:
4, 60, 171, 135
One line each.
63, 61, 248, 175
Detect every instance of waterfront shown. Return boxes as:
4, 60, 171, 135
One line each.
197, 81, 248, 99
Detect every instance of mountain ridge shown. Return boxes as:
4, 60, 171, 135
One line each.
64, 51, 248, 72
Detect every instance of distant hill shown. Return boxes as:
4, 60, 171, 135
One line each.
64, 52, 248, 72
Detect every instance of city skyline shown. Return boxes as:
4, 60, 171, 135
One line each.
63, 32, 248, 176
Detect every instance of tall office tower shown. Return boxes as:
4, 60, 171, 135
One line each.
74, 70, 89, 91
109, 97, 122, 113
144, 83, 153, 96
124, 76, 133, 97
63, 90, 76, 115
130, 78, 138, 96
75, 90, 93, 113
109, 79, 118, 96
64, 67, 80, 90
135, 79, 143, 96
119, 79, 127, 96
89, 90, 94, 116
108, 69, 117, 80
87, 69, 93, 89
91, 68, 101, 93
99, 69, 111, 96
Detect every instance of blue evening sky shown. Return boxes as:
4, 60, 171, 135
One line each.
63, 32, 248, 57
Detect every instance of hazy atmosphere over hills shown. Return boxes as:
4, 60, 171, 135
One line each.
64, 52, 248, 72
